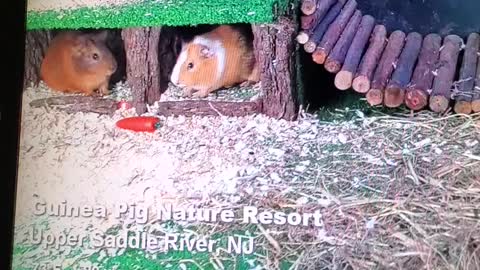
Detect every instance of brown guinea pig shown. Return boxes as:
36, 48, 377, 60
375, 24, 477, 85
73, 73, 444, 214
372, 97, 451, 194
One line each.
40, 30, 117, 96
170, 25, 260, 98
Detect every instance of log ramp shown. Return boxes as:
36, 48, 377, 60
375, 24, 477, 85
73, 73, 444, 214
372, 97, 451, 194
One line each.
297, 0, 480, 114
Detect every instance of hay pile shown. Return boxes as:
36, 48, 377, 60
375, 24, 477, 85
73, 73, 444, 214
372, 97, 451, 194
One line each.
155, 110, 479, 270
200, 110, 480, 270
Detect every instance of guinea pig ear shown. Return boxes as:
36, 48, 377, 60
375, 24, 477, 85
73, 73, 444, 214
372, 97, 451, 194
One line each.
91, 30, 109, 43
200, 45, 214, 59
73, 34, 90, 49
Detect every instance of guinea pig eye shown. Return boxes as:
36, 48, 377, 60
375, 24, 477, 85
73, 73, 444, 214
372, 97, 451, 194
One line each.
187, 62, 194, 70
92, 53, 99, 60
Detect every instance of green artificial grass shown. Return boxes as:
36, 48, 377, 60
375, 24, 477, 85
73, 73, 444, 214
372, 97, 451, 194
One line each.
26, 0, 291, 30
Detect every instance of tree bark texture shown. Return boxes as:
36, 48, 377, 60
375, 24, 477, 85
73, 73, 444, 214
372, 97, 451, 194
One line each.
29, 96, 261, 118
29, 96, 117, 116
122, 27, 161, 114
23, 30, 52, 89
252, 17, 299, 121
156, 100, 262, 117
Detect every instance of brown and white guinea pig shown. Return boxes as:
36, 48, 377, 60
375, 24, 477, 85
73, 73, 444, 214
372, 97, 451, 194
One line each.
170, 25, 260, 98
40, 30, 117, 96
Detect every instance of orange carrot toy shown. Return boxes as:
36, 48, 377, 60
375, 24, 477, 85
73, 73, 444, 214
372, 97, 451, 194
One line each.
115, 116, 161, 132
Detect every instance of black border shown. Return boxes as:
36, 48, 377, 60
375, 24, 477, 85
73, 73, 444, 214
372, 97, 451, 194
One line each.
2, 0, 26, 268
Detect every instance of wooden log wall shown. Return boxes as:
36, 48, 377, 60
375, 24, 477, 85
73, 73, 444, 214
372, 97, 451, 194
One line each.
297, 0, 480, 114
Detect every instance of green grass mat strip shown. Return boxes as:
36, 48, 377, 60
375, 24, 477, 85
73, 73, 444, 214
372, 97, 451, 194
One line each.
26, 0, 290, 30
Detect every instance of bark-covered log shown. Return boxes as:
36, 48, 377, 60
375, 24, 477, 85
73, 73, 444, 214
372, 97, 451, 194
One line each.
301, 0, 337, 30
29, 96, 117, 115
352, 25, 387, 93
23, 30, 52, 89
405, 34, 442, 111
156, 100, 261, 117
473, 49, 480, 113
252, 17, 298, 121
334, 15, 375, 90
122, 27, 161, 115
366, 30, 406, 106
303, 1, 345, 53
454, 33, 480, 114
384, 32, 423, 108
429, 35, 463, 113
28, 96, 261, 118
301, 0, 318, 15
312, 0, 358, 64
324, 10, 362, 73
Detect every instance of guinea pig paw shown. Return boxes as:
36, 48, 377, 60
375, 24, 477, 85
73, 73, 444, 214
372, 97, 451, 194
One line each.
192, 89, 210, 98
239, 81, 254, 88
98, 83, 110, 96
99, 89, 110, 96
